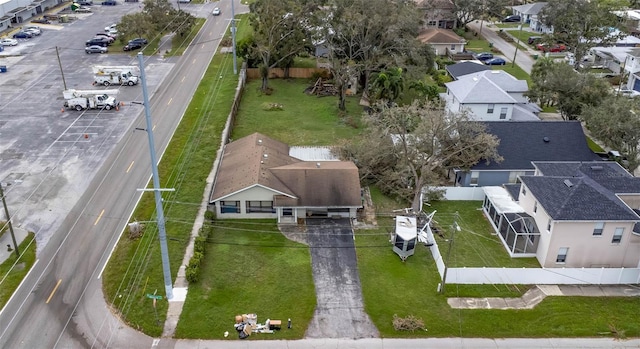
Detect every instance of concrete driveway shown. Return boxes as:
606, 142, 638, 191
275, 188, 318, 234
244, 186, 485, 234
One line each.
304, 218, 379, 339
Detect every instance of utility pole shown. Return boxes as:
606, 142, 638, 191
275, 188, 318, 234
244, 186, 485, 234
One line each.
439, 211, 459, 294
0, 182, 19, 257
511, 24, 523, 68
136, 52, 173, 300
478, 0, 486, 38
231, 0, 237, 74
55, 46, 67, 90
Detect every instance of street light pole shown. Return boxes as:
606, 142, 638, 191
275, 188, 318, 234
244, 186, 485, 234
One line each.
511, 24, 523, 68
136, 52, 173, 300
0, 182, 19, 257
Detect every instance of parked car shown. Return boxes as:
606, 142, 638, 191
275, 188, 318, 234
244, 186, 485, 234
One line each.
617, 88, 640, 98
24, 28, 41, 36
86, 38, 109, 47
128, 38, 148, 45
77, 0, 93, 5
212, 7, 221, 15
502, 15, 521, 23
474, 52, 493, 61
95, 33, 115, 42
527, 36, 542, 45
101, 0, 117, 5
32, 18, 51, 24
484, 57, 506, 65
104, 24, 117, 32
123, 42, 143, 51
536, 43, 567, 52
85, 45, 108, 54
177, 0, 190, 3
75, 6, 92, 12
12, 31, 33, 39
0, 38, 18, 46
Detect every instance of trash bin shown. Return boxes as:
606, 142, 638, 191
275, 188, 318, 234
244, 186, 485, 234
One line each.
532, 54, 539, 60
489, 42, 493, 48
60, 15, 68, 23
0, 66, 7, 73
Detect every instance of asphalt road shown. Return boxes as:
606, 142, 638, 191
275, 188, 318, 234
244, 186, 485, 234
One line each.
467, 21, 535, 74
0, 1, 233, 347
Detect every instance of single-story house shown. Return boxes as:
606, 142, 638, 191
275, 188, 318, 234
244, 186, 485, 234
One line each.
482, 161, 640, 268
417, 28, 466, 56
209, 133, 362, 222
441, 70, 541, 121
414, 0, 457, 29
511, 2, 547, 24
445, 61, 491, 80
454, 121, 601, 187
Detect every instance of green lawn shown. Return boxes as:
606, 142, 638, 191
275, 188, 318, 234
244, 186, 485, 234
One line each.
166, 18, 206, 57
357, 193, 640, 338
174, 220, 316, 339
587, 136, 606, 152
101, 15, 250, 337
0, 233, 37, 309
232, 79, 364, 145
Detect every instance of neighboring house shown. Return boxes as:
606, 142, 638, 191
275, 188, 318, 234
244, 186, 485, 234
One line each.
441, 70, 540, 121
482, 161, 640, 268
414, 0, 457, 29
454, 121, 601, 187
445, 61, 491, 80
586, 46, 630, 77
209, 133, 362, 222
511, 2, 547, 24
0, 0, 62, 29
615, 9, 640, 36
417, 28, 466, 56
624, 48, 640, 92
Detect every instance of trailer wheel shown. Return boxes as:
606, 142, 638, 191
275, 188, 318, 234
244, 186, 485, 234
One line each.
105, 105, 112, 110
103, 81, 110, 87
127, 81, 134, 86
75, 105, 83, 111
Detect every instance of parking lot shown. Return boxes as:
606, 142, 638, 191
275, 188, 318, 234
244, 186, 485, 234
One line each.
0, 3, 176, 249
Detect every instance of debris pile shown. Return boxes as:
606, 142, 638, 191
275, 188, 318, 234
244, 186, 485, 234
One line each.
305, 78, 338, 96
233, 313, 283, 339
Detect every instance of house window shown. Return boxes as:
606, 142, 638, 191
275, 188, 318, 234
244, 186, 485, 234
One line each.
282, 208, 293, 216
556, 247, 568, 263
470, 171, 479, 185
487, 104, 495, 113
547, 219, 552, 232
450, 44, 456, 50
593, 222, 604, 236
612, 228, 624, 243
533, 202, 537, 213
499, 107, 508, 119
220, 201, 240, 213
427, 20, 437, 26
246, 201, 275, 213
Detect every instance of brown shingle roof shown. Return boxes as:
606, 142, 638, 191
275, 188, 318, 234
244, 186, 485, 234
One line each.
210, 133, 361, 208
417, 28, 465, 44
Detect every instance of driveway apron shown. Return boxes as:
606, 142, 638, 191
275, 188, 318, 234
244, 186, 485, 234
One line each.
304, 218, 379, 339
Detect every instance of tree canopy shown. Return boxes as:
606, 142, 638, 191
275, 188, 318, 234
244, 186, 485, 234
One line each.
340, 101, 502, 211
118, 0, 195, 44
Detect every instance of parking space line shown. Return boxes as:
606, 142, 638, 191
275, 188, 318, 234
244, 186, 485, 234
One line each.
181, 76, 186, 83
46, 279, 62, 304
192, 58, 196, 64
94, 209, 105, 225
168, 98, 173, 105
153, 124, 157, 131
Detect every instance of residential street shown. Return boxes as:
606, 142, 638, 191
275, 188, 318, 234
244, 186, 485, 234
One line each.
467, 21, 536, 74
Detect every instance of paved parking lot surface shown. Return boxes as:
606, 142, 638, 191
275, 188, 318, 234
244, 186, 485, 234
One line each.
0, 4, 175, 250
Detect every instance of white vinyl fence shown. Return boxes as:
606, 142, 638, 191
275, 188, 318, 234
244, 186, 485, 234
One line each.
427, 230, 640, 285
434, 186, 486, 201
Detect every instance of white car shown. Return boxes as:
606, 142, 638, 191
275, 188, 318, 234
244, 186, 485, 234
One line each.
75, 6, 92, 13
24, 27, 41, 36
617, 88, 640, 98
0, 38, 18, 46
212, 7, 221, 15
104, 24, 117, 32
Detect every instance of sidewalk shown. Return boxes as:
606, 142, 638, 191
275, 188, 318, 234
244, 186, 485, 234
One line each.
0, 226, 28, 264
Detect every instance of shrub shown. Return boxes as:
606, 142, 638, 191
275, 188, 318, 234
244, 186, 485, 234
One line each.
204, 210, 216, 221
186, 265, 199, 283
194, 236, 206, 254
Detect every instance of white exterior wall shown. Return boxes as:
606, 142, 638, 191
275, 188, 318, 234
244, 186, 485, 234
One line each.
431, 42, 465, 56
214, 186, 279, 219
518, 186, 553, 265
456, 103, 514, 121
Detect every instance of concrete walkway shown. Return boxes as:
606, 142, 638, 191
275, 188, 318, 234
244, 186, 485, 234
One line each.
448, 285, 640, 310
0, 226, 29, 264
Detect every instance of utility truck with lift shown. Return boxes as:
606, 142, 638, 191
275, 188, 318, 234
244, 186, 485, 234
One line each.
92, 65, 139, 86
63, 89, 119, 111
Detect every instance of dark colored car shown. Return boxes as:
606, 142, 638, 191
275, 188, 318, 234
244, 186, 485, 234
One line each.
474, 52, 493, 61
502, 15, 521, 23
527, 36, 542, 45
32, 18, 51, 24
77, 0, 93, 4
484, 57, 506, 65
101, 0, 117, 5
12, 31, 33, 39
86, 38, 109, 47
128, 38, 148, 45
123, 42, 143, 51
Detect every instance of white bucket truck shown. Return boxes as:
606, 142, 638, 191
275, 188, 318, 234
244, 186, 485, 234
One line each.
92, 65, 139, 86
63, 89, 119, 111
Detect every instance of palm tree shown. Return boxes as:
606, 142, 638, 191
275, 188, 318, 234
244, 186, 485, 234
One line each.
370, 67, 404, 104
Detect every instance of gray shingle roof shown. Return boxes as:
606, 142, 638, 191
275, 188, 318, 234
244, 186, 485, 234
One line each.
512, 2, 547, 15
445, 70, 528, 104
520, 161, 640, 221
445, 61, 491, 80
472, 121, 601, 170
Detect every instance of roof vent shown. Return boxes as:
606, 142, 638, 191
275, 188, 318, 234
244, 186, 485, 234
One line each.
543, 137, 550, 143
316, 162, 321, 168
263, 154, 268, 159
258, 139, 263, 144
590, 165, 603, 171
563, 179, 573, 188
